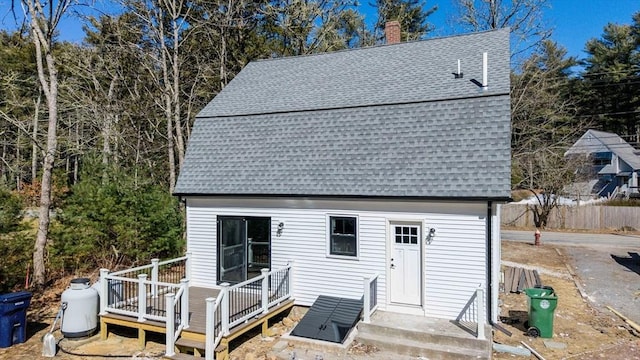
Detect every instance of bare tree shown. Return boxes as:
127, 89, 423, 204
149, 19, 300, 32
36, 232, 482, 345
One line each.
511, 41, 591, 228
20, 0, 74, 287
263, 0, 367, 56
123, 0, 196, 192
452, 0, 552, 59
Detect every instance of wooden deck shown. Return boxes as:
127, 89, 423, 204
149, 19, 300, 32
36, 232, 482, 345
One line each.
183, 286, 221, 334
100, 286, 294, 358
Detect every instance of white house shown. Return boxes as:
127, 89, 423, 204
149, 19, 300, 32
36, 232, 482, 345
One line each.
174, 27, 511, 327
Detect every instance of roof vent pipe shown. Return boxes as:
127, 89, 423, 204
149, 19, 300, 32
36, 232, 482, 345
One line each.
482, 52, 488, 90
453, 59, 464, 78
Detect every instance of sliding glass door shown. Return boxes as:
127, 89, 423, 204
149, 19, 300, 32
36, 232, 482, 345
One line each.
217, 217, 271, 284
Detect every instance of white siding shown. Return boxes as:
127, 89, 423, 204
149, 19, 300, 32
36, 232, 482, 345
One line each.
424, 213, 486, 319
271, 209, 386, 306
185, 197, 489, 320
185, 204, 217, 288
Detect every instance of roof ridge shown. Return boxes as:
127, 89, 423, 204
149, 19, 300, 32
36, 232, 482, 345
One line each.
252, 28, 511, 64
588, 129, 617, 136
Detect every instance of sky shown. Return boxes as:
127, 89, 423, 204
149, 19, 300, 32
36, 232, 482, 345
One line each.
0, 0, 638, 62
406, 0, 639, 61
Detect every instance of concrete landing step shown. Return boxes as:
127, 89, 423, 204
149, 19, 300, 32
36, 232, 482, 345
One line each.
358, 321, 489, 352
356, 331, 489, 360
355, 311, 491, 360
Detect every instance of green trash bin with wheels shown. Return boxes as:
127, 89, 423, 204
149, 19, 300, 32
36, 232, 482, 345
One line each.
524, 286, 557, 338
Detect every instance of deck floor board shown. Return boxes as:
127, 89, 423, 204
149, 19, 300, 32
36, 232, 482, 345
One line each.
186, 287, 221, 333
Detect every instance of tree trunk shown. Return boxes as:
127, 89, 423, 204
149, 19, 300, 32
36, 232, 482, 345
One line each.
33, 75, 58, 288
162, 57, 176, 193
31, 93, 40, 184
16, 132, 21, 190
1, 139, 6, 185
219, 23, 228, 89
157, 6, 176, 193
172, 19, 185, 171
74, 120, 79, 184
27, 0, 62, 288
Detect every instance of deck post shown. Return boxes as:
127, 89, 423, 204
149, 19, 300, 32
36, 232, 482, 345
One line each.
221, 282, 230, 336
99, 269, 109, 315
205, 297, 215, 360
363, 276, 371, 323
137, 274, 147, 322
476, 287, 486, 340
151, 258, 159, 298
185, 252, 192, 281
181, 278, 190, 329
261, 268, 269, 314
165, 293, 176, 357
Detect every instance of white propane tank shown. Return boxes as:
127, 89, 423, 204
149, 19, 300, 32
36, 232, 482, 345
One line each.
61, 278, 99, 338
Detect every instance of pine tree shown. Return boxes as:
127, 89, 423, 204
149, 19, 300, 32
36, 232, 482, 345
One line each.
373, 0, 437, 42
579, 13, 640, 138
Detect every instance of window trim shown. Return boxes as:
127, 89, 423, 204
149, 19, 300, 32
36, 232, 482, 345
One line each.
326, 214, 359, 259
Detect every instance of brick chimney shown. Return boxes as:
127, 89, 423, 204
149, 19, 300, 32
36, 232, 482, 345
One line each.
385, 21, 401, 44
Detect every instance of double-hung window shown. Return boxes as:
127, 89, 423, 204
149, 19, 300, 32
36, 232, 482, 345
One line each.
328, 216, 357, 257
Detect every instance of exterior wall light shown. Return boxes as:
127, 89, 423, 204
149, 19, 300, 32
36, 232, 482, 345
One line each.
276, 222, 285, 237
426, 228, 436, 244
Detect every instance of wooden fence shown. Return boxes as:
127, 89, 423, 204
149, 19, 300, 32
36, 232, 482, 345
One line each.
501, 204, 640, 231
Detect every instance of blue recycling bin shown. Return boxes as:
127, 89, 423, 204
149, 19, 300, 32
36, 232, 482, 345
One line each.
0, 291, 32, 348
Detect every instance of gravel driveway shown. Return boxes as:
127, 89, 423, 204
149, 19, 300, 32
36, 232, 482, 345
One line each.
502, 230, 640, 326
562, 245, 640, 325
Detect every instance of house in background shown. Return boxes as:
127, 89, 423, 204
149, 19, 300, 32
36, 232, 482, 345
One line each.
565, 129, 640, 198
154, 25, 511, 358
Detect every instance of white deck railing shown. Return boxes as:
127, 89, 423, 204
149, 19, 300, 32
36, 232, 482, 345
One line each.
456, 285, 486, 340
362, 273, 379, 323
99, 254, 192, 357
204, 264, 293, 360
165, 279, 189, 356
100, 255, 293, 359
99, 254, 191, 318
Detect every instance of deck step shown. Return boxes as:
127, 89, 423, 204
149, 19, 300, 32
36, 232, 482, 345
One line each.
175, 337, 206, 350
165, 353, 199, 360
356, 331, 489, 360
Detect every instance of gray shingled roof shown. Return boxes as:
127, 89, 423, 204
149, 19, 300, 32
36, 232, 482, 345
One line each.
566, 129, 640, 170
175, 29, 512, 199
199, 29, 510, 117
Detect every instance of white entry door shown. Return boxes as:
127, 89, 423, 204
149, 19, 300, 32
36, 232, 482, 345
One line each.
390, 223, 422, 306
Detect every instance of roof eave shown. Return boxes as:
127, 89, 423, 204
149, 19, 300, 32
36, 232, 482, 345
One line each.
172, 192, 513, 203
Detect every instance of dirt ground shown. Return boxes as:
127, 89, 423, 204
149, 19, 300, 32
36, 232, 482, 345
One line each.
495, 241, 640, 360
2, 240, 639, 360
